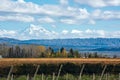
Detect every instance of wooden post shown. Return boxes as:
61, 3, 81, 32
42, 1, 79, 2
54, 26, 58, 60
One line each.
52, 73, 55, 80
42, 73, 44, 80
33, 65, 40, 80
7, 66, 13, 80
56, 64, 63, 80
105, 73, 108, 80
66, 73, 68, 80
11, 74, 13, 80
46, 77, 49, 80
29, 76, 33, 80
119, 73, 120, 80
92, 73, 95, 80
107, 73, 110, 80
26, 74, 29, 80
78, 64, 85, 80
99, 65, 107, 80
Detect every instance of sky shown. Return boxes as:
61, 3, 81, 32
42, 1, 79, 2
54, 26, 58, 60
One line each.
0, 0, 120, 40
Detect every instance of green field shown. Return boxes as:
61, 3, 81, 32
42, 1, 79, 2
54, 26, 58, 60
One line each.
0, 74, 119, 80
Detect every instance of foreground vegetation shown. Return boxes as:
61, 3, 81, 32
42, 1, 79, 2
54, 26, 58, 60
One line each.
0, 74, 119, 80
0, 63, 120, 76
0, 44, 119, 80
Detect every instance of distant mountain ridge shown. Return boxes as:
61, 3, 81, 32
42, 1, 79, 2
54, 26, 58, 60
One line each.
0, 37, 120, 51
0, 37, 20, 43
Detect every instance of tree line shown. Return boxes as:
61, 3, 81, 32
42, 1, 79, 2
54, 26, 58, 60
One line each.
0, 43, 117, 58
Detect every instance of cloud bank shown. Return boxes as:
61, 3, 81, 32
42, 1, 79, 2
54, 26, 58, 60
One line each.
0, 24, 120, 40
0, 0, 120, 39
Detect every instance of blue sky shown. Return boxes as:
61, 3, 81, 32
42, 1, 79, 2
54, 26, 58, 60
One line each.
0, 0, 120, 39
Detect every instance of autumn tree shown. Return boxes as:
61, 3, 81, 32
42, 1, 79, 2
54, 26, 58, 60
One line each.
60, 47, 67, 57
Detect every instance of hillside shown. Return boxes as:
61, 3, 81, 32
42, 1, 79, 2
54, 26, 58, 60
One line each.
0, 38, 120, 51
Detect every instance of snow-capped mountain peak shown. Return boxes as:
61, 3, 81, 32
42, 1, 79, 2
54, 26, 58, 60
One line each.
24, 24, 49, 35
20, 24, 57, 39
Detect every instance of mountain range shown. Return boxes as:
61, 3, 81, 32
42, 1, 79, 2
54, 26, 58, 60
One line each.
0, 37, 120, 51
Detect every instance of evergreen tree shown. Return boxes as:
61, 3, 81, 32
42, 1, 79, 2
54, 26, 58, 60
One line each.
8, 47, 14, 58
68, 48, 74, 58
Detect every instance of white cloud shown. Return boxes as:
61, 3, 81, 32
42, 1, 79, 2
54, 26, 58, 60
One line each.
61, 29, 107, 38
85, 29, 93, 34
0, 0, 41, 14
0, 25, 120, 39
60, 0, 68, 5
95, 30, 106, 37
75, 0, 106, 7
62, 30, 69, 34
71, 30, 83, 34
60, 19, 76, 24
75, 8, 90, 19
21, 25, 120, 39
89, 20, 96, 24
75, 0, 120, 7
92, 9, 120, 20
51, 25, 57, 28
92, 9, 102, 19
38, 17, 55, 23
0, 0, 119, 39
113, 31, 120, 37
84, 29, 106, 38
59, 7, 90, 24
18, 0, 25, 3
65, 29, 110, 38
0, 14, 34, 22
0, 0, 119, 24
0, 29, 16, 38
0, 0, 89, 19
101, 11, 120, 20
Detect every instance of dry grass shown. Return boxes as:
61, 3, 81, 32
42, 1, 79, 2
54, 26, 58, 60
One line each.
0, 58, 120, 67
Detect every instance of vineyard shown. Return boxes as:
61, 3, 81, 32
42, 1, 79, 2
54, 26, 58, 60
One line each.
0, 58, 120, 80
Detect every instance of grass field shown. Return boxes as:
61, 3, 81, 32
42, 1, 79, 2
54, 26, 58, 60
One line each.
0, 58, 120, 67
0, 74, 119, 80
